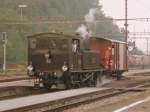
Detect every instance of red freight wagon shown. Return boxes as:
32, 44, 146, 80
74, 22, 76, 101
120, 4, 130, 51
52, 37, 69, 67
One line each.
90, 37, 127, 76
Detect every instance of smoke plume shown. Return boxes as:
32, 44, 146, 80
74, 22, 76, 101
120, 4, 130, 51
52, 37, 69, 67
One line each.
76, 24, 91, 40
85, 8, 97, 23
76, 8, 98, 39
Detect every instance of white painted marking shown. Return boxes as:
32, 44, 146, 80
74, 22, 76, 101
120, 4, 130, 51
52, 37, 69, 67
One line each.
113, 96, 150, 112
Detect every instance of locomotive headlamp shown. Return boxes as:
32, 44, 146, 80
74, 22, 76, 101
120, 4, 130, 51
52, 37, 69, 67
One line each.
62, 65, 68, 71
27, 64, 34, 72
27, 64, 34, 76
62, 62, 68, 72
45, 52, 50, 59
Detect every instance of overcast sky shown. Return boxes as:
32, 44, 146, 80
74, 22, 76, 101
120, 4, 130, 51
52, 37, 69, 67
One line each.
100, 0, 150, 53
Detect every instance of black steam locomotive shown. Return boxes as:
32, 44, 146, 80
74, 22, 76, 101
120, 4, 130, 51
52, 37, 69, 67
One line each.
27, 33, 127, 89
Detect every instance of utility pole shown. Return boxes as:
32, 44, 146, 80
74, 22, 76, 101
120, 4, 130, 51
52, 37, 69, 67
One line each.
125, 0, 128, 70
146, 38, 149, 55
1, 32, 7, 74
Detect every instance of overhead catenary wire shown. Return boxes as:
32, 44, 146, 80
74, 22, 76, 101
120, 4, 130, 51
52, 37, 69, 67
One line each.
1, 18, 150, 25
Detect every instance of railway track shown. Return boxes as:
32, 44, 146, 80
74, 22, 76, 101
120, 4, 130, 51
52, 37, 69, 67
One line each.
43, 82, 150, 112
0, 76, 149, 102
0, 69, 150, 112
0, 81, 150, 112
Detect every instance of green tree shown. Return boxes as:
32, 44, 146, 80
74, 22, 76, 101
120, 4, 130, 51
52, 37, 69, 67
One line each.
0, 0, 124, 63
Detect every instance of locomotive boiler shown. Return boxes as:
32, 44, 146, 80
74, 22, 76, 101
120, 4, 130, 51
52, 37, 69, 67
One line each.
27, 33, 127, 89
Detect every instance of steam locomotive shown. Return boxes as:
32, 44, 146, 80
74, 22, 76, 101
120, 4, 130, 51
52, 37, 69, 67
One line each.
27, 33, 127, 89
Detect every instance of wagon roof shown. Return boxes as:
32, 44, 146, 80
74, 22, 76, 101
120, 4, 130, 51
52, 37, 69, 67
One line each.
93, 36, 126, 44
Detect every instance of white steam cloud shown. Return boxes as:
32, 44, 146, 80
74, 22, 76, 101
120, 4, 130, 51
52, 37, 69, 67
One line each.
76, 24, 91, 40
76, 8, 98, 39
85, 8, 97, 23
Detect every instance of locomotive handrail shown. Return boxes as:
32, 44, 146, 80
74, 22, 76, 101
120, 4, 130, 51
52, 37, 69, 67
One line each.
70, 69, 105, 73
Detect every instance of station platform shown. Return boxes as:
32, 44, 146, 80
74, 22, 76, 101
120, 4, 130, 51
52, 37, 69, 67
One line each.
0, 87, 107, 112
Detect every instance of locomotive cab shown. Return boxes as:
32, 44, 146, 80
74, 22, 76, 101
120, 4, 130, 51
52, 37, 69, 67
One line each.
28, 33, 83, 89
